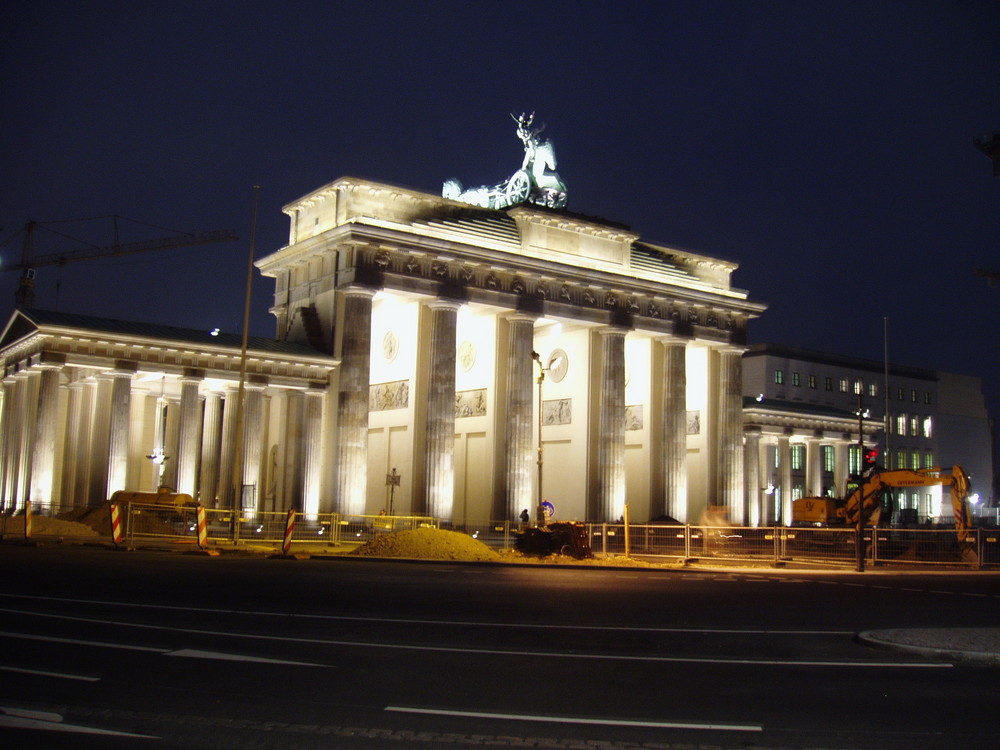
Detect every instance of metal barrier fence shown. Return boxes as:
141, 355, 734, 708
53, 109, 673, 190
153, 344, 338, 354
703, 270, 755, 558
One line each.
462, 521, 995, 569
338, 514, 439, 545
577, 523, 993, 569
77, 504, 1000, 567
125, 504, 343, 548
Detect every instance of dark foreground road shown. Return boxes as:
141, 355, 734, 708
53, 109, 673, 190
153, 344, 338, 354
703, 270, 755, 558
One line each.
1, 544, 998, 749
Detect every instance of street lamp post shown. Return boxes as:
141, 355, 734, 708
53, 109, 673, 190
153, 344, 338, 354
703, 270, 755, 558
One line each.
531, 350, 564, 528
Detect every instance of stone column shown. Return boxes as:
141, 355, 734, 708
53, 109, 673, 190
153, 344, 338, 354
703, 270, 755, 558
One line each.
424, 299, 460, 520
88, 375, 113, 505
834, 440, 849, 497
106, 364, 135, 498
302, 385, 325, 517
175, 372, 204, 496
778, 434, 793, 525
504, 314, 536, 521
806, 436, 823, 498
241, 379, 267, 514
336, 287, 375, 516
217, 386, 239, 511
661, 340, 688, 522
744, 428, 762, 527
0, 377, 11, 513
60, 380, 84, 511
75, 379, 96, 506
716, 349, 745, 523
1, 373, 24, 512
14, 371, 39, 512
29, 362, 63, 513
596, 327, 626, 522
199, 392, 222, 506
282, 390, 305, 513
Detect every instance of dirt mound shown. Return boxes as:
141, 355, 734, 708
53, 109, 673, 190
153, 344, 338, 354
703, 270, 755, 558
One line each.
2, 513, 99, 537
350, 527, 500, 561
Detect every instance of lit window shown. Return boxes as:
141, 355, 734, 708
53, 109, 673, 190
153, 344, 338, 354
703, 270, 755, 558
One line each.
849, 445, 860, 474
840, 378, 848, 393
896, 415, 907, 436
922, 416, 932, 438
853, 379, 862, 395
774, 369, 784, 385
924, 391, 931, 405
791, 445, 805, 470
808, 374, 816, 389
897, 387, 905, 401
822, 445, 835, 472
910, 416, 919, 436
911, 451, 920, 470
792, 372, 801, 387
911, 389, 918, 403
924, 451, 934, 468
792, 486, 804, 500
868, 382, 877, 397
825, 377, 833, 391
896, 450, 906, 470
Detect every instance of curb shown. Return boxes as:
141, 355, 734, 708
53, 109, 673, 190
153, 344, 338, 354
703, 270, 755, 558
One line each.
857, 628, 1000, 667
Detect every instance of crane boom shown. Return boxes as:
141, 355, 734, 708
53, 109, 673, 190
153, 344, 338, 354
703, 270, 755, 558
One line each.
3, 228, 239, 272
2, 219, 239, 307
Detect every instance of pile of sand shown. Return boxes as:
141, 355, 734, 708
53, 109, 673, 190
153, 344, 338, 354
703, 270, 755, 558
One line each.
350, 527, 501, 561
1, 514, 99, 537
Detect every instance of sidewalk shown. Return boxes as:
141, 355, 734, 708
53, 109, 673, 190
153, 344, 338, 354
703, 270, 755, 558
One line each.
857, 628, 1000, 666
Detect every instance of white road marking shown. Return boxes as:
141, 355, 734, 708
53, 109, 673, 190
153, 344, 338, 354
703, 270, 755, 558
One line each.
0, 706, 157, 738
165, 648, 325, 666
386, 705, 763, 732
0, 595, 852, 636
0, 665, 100, 682
0, 629, 324, 667
0, 630, 165, 652
0, 610, 950, 668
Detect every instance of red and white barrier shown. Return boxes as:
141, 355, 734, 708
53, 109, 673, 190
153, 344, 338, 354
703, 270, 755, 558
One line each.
109, 503, 123, 547
282, 508, 296, 555
196, 505, 208, 549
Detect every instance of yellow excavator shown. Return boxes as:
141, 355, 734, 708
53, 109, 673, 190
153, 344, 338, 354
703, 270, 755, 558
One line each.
792, 465, 974, 544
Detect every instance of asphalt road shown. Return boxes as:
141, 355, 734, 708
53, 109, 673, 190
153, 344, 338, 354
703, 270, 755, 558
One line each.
1, 544, 998, 750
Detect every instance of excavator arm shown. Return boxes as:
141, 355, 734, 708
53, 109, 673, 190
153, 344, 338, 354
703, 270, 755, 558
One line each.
844, 466, 973, 538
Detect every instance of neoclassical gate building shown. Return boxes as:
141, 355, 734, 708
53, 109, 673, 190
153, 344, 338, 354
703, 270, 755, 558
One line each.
0, 175, 768, 525
262, 176, 766, 524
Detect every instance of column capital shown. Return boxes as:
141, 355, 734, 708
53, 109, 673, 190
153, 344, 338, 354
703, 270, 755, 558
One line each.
341, 285, 377, 299
596, 325, 628, 338
504, 311, 538, 324
424, 298, 462, 312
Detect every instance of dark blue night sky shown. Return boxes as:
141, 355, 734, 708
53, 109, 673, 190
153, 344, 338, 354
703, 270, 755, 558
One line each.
2, 1, 998, 417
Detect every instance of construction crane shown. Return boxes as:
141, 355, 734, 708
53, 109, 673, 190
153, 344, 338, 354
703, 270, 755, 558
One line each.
0, 216, 239, 307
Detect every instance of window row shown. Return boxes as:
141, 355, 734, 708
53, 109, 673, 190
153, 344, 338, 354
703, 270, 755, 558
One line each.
772, 370, 932, 404
893, 414, 932, 438
771, 444, 934, 473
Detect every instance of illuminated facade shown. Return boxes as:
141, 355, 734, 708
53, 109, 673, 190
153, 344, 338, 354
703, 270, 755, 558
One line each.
0, 311, 334, 517
259, 177, 765, 524
0, 177, 767, 525
743, 343, 995, 522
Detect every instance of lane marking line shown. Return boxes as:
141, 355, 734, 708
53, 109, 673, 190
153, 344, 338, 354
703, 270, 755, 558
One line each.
0, 706, 157, 738
0, 665, 100, 682
165, 648, 326, 666
385, 705, 763, 732
0, 611, 951, 669
0, 595, 852, 636
0, 629, 324, 667
0, 630, 166, 653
